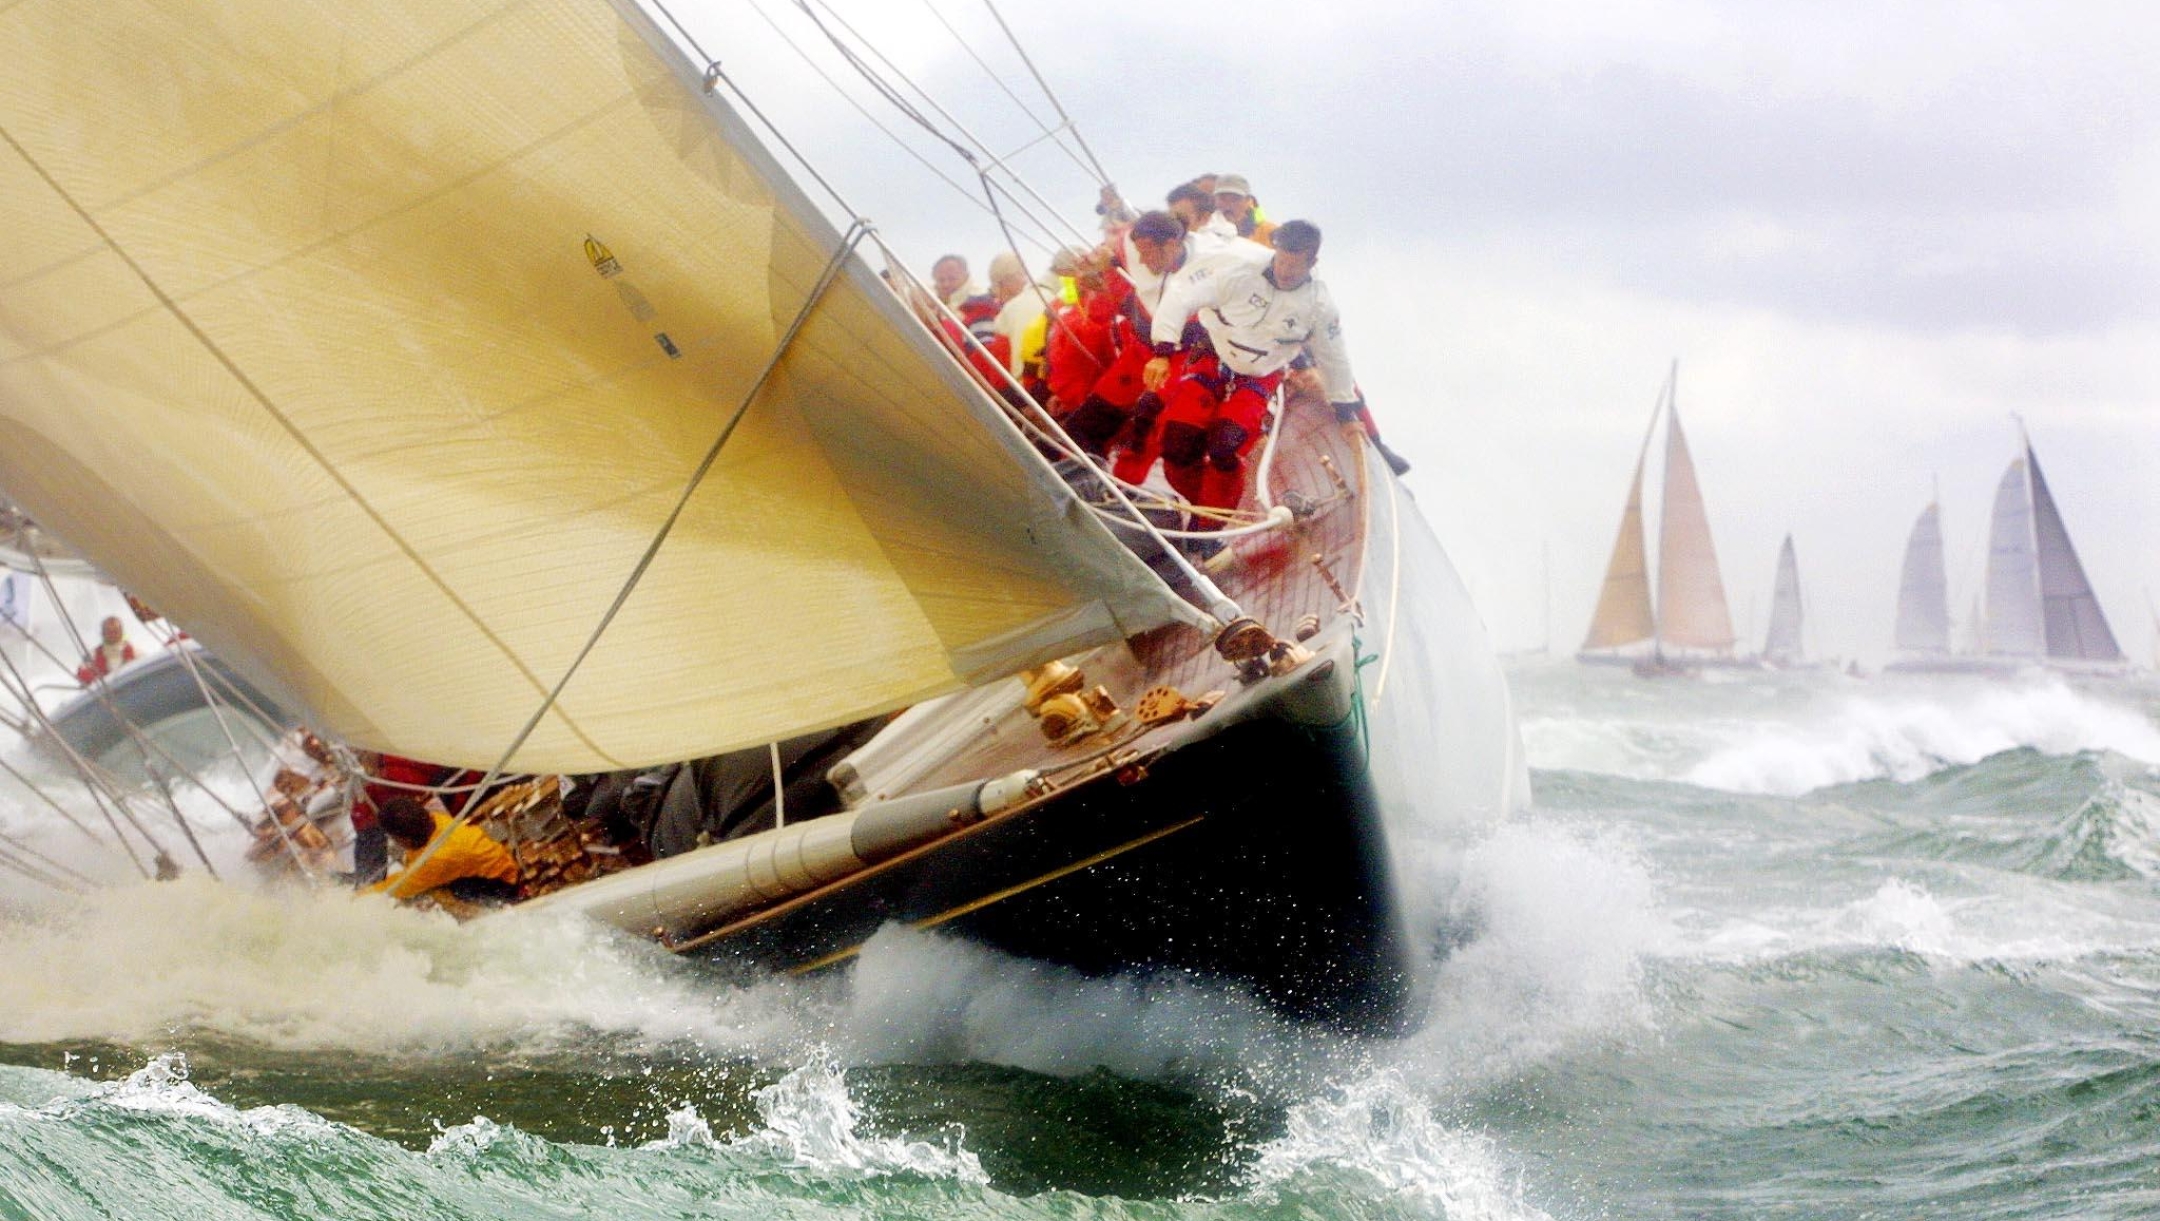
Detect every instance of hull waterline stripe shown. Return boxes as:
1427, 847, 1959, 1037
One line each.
783, 814, 1208, 975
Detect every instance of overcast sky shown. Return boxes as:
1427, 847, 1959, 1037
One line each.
688, 0, 2160, 663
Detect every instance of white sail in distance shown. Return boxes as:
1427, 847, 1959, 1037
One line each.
1892, 501, 1951, 655
1762, 534, 1803, 665
1982, 458, 2045, 658
0, 0, 1201, 772
1654, 378, 1735, 655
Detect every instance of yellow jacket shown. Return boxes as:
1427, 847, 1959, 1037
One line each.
364, 812, 519, 901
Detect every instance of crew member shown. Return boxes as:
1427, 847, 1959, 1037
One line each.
1213, 174, 1276, 244
74, 616, 138, 685
929, 254, 978, 309
364, 796, 520, 905
1042, 248, 1118, 416
1144, 220, 1363, 533
1058, 211, 1193, 478
1167, 181, 1238, 247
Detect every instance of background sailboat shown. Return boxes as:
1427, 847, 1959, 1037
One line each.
1979, 435, 2126, 673
1881, 497, 1999, 674
1761, 534, 1806, 667
1578, 362, 1737, 672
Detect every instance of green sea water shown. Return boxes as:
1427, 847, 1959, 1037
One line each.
5, 663, 2160, 1219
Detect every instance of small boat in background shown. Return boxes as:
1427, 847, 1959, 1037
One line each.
1880, 497, 1997, 674
1760, 534, 1810, 668
1887, 432, 2129, 677
1579, 362, 1739, 676
1975, 433, 2127, 675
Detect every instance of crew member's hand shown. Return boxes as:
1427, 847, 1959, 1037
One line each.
1286, 368, 1323, 396
1142, 357, 1171, 391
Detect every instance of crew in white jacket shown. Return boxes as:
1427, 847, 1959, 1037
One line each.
1141, 219, 1360, 526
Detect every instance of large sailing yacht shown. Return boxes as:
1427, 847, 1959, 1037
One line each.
0, 0, 1526, 1031
1975, 434, 2127, 673
1578, 362, 1739, 673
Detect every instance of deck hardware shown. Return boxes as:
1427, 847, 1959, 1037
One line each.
1311, 554, 1351, 608
1318, 453, 1352, 497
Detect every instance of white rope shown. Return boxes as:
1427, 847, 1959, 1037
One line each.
769, 741, 786, 829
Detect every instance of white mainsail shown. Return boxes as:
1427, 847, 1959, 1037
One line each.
1654, 388, 1735, 655
0, 0, 1201, 773
1892, 501, 1951, 655
1981, 458, 2045, 658
1762, 534, 1804, 665
2027, 446, 2122, 663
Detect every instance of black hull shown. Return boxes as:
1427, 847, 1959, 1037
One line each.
704, 667, 1411, 1033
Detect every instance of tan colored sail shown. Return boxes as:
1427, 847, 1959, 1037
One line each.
1580, 419, 1657, 654
1654, 394, 1734, 653
0, 0, 1198, 773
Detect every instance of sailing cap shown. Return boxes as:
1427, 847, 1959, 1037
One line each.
1214, 173, 1252, 198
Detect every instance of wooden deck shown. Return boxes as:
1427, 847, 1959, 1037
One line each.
902, 388, 1372, 796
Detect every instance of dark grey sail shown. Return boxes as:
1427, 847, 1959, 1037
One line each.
2027, 446, 2123, 663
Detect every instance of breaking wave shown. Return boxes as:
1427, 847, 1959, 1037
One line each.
1522, 670, 2160, 796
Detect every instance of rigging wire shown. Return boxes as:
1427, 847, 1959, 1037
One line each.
976, 0, 1117, 187
24, 560, 214, 862
0, 841, 83, 894
873, 241, 1240, 620
914, 0, 1102, 186
0, 647, 157, 878
0, 748, 108, 847
792, 0, 1099, 251
0, 821, 94, 890
387, 223, 874, 891
738, 0, 1061, 253
26, 563, 276, 862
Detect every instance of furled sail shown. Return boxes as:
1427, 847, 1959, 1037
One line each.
1981, 459, 2044, 658
1762, 534, 1803, 665
0, 0, 1201, 772
1579, 404, 1658, 655
1892, 502, 1951, 655
2026, 446, 2122, 662
1654, 396, 1735, 654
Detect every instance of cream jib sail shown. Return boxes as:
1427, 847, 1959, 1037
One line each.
0, 0, 1204, 774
